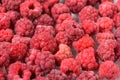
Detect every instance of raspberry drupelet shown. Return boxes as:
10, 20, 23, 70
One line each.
99, 61, 120, 80
73, 34, 95, 52
0, 68, 6, 80
0, 29, 14, 42
8, 61, 31, 80
76, 47, 98, 70
65, 0, 87, 13
15, 18, 34, 37
79, 5, 98, 22
51, 3, 70, 20
98, 1, 118, 18
20, 0, 42, 19
113, 12, 120, 28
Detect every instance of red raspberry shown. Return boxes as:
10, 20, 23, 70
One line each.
73, 34, 95, 52
87, 0, 98, 5
97, 40, 117, 61
47, 69, 68, 80
79, 5, 98, 22
96, 31, 114, 44
100, 0, 113, 3
7, 43, 28, 61
77, 71, 98, 80
2, 0, 23, 11
8, 61, 31, 80
98, 1, 117, 18
0, 29, 14, 42
116, 0, 120, 11
34, 14, 54, 26
76, 47, 98, 70
51, 3, 70, 20
0, 42, 10, 50
114, 27, 120, 43
81, 20, 98, 34
20, 0, 42, 19
97, 17, 114, 32
113, 13, 120, 28
0, 4, 6, 13
55, 24, 65, 32
15, 18, 34, 37
0, 68, 6, 80
55, 44, 73, 64
65, 0, 87, 13
99, 61, 120, 80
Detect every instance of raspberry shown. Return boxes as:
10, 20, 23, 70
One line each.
97, 17, 114, 32
115, 43, 120, 61
73, 34, 95, 52
79, 5, 98, 22
97, 40, 117, 61
76, 47, 98, 70
47, 69, 68, 80
96, 31, 114, 44
0, 68, 6, 80
55, 24, 65, 32
65, 0, 87, 13
114, 27, 120, 43
0, 29, 14, 42
34, 14, 54, 26
76, 71, 98, 80
2, 0, 23, 11
8, 61, 31, 80
87, 0, 98, 5
0, 4, 6, 13
81, 20, 98, 34
20, 0, 42, 19
51, 3, 70, 20
99, 61, 120, 80
116, 0, 120, 11
113, 12, 120, 28
7, 43, 28, 61
15, 18, 34, 37
100, 0, 113, 3
55, 44, 73, 64
98, 1, 117, 18
0, 42, 10, 50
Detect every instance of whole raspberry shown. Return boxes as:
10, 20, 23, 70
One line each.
2, 0, 23, 11
97, 17, 114, 32
81, 20, 98, 34
87, 0, 98, 5
99, 61, 120, 80
76, 47, 98, 70
113, 13, 120, 28
7, 43, 28, 61
97, 40, 117, 61
0, 4, 6, 13
114, 27, 120, 43
79, 5, 98, 22
73, 34, 95, 52
15, 18, 34, 37
47, 69, 68, 80
8, 61, 31, 80
100, 0, 113, 3
55, 44, 73, 64
51, 3, 70, 20
20, 0, 42, 19
96, 31, 114, 44
34, 14, 54, 26
0, 68, 6, 80
0, 29, 14, 42
65, 0, 87, 13
76, 71, 98, 80
98, 1, 117, 18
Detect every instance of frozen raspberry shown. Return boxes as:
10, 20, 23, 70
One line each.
55, 24, 65, 32
20, 0, 42, 19
8, 61, 31, 80
34, 14, 54, 26
0, 29, 14, 42
99, 61, 120, 80
30, 32, 57, 53
47, 69, 68, 80
79, 5, 98, 22
0, 68, 6, 80
60, 58, 82, 78
81, 20, 98, 34
77, 71, 98, 80
97, 17, 114, 32
114, 27, 120, 43
100, 0, 113, 3
12, 35, 31, 45
73, 34, 95, 52
51, 3, 70, 20
97, 40, 117, 61
0, 42, 10, 50
113, 13, 120, 28
0, 4, 6, 13
98, 1, 117, 18
65, 0, 87, 13
0, 13, 10, 30
15, 18, 34, 37
55, 44, 73, 64
2, 0, 23, 11
7, 43, 28, 61
76, 47, 98, 70
87, 0, 98, 5
96, 31, 114, 44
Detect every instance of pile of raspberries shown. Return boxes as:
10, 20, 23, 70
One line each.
0, 0, 120, 80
